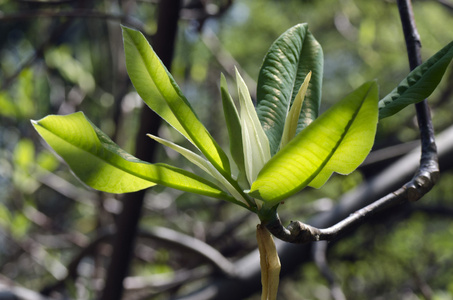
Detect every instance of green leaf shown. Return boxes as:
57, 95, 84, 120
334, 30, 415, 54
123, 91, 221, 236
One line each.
122, 26, 231, 176
256, 23, 323, 155
250, 81, 379, 206
31, 112, 234, 201
220, 73, 246, 177
236, 68, 271, 186
379, 40, 453, 119
279, 71, 312, 149
147, 133, 249, 206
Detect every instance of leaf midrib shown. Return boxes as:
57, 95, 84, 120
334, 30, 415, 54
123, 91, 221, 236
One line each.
38, 124, 224, 194
270, 83, 373, 203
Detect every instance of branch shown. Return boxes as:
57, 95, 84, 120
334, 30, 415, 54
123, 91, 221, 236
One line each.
41, 226, 235, 295
0, 9, 145, 31
264, 0, 440, 244
312, 241, 346, 300
0, 280, 55, 300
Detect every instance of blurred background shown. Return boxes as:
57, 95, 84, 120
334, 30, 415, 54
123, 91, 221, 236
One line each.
1, 0, 453, 299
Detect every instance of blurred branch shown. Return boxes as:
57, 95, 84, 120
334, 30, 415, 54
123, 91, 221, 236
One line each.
139, 227, 236, 276
433, 0, 453, 12
41, 226, 235, 295
17, 0, 78, 4
180, 0, 233, 21
206, 211, 254, 245
1, 233, 68, 282
0, 18, 72, 91
0, 9, 145, 31
0, 280, 54, 300
264, 0, 439, 244
123, 267, 211, 297
34, 166, 97, 207
362, 140, 420, 166
201, 28, 257, 99
312, 241, 346, 300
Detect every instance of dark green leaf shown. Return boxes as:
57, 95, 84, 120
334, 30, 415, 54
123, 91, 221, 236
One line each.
256, 23, 323, 155
379, 40, 453, 119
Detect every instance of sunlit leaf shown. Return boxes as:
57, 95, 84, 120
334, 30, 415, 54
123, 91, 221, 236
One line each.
256, 23, 323, 155
122, 26, 231, 176
236, 68, 271, 186
32, 112, 234, 201
250, 81, 379, 206
379, 40, 453, 119
279, 71, 312, 149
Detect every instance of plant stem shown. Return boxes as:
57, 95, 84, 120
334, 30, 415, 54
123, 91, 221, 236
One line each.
256, 224, 281, 300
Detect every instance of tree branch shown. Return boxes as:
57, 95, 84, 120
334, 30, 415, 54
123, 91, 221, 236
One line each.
41, 226, 235, 295
312, 241, 346, 300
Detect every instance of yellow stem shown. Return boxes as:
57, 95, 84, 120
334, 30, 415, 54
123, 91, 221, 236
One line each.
256, 224, 281, 300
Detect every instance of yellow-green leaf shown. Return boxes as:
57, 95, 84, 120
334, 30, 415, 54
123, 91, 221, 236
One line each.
250, 81, 379, 206
122, 26, 231, 176
32, 112, 233, 200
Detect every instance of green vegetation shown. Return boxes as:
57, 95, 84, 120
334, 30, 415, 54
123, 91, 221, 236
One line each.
1, 1, 453, 299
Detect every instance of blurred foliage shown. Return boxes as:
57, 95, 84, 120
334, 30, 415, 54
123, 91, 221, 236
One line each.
0, 0, 452, 299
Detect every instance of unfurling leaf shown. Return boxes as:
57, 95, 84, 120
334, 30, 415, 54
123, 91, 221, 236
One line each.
32, 112, 233, 201
250, 81, 379, 206
236, 68, 271, 186
280, 71, 312, 149
220, 73, 246, 177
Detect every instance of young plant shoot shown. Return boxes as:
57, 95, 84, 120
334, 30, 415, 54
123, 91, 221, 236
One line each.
32, 24, 453, 300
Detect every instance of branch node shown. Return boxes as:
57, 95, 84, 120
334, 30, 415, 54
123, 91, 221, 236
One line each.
405, 169, 438, 202
288, 221, 321, 242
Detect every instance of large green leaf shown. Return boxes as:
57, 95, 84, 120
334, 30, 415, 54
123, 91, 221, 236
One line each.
379, 40, 453, 119
31, 112, 234, 201
256, 23, 323, 155
122, 26, 231, 176
249, 81, 378, 206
